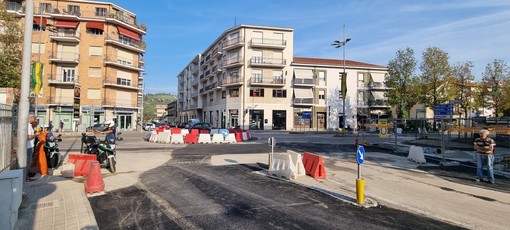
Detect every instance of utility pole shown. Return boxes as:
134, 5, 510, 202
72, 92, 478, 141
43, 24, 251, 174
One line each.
17, 0, 34, 182
331, 25, 351, 135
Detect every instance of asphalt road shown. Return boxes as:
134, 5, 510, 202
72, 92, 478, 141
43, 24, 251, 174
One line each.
83, 132, 464, 230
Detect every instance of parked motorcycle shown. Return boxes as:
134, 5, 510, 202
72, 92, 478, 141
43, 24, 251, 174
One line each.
44, 134, 62, 168
81, 133, 117, 173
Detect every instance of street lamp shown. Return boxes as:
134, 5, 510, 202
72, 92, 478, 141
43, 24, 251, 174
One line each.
331, 25, 351, 134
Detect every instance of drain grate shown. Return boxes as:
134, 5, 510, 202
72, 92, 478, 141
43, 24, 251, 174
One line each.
32, 200, 61, 209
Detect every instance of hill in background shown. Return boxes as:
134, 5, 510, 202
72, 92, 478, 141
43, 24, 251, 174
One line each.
143, 93, 176, 121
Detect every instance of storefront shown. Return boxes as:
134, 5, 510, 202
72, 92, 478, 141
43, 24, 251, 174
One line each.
81, 106, 105, 127
114, 108, 134, 130
249, 109, 264, 130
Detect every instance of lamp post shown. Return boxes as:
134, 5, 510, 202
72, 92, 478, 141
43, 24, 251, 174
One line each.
331, 25, 351, 134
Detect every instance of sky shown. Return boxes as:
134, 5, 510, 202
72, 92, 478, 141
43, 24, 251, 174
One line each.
108, 0, 510, 94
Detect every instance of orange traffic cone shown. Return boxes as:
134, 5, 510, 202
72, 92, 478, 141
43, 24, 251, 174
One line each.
85, 161, 105, 195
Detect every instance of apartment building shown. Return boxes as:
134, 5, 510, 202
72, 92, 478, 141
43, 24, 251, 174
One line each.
165, 100, 177, 123
176, 25, 390, 131
5, 0, 146, 131
177, 25, 294, 130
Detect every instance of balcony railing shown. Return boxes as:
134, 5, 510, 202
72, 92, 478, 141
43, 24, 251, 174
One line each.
368, 82, 387, 89
50, 30, 80, 42
47, 73, 78, 85
49, 52, 80, 63
250, 76, 286, 86
106, 12, 147, 32
293, 98, 314, 105
250, 57, 286, 67
222, 57, 244, 68
293, 78, 314, 85
104, 99, 136, 108
50, 8, 81, 17
103, 80, 140, 90
105, 56, 144, 71
251, 38, 286, 49
222, 36, 244, 50
105, 35, 146, 52
222, 76, 243, 86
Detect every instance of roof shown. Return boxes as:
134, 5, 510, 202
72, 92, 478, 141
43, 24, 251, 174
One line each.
293, 57, 387, 69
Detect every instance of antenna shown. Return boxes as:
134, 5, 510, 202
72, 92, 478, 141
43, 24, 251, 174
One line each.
234, 17, 237, 26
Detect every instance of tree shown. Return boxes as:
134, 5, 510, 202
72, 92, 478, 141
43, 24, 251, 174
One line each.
450, 61, 475, 122
481, 59, 510, 117
419, 47, 451, 109
0, 3, 23, 88
386, 47, 421, 118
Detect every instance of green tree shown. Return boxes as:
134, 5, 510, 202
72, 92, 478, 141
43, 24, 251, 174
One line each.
481, 59, 510, 117
0, 3, 23, 88
419, 47, 451, 109
386, 47, 421, 118
450, 61, 475, 121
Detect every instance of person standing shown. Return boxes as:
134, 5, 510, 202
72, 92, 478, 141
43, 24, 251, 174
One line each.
26, 114, 40, 181
473, 129, 496, 183
60, 120, 64, 132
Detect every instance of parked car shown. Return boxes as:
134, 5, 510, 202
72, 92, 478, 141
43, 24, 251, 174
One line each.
88, 123, 107, 132
191, 122, 212, 132
144, 122, 156, 131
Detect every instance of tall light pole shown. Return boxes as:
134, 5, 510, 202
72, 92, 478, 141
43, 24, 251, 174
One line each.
331, 25, 351, 134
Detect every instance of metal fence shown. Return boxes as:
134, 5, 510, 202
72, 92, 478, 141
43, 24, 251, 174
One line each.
0, 104, 15, 172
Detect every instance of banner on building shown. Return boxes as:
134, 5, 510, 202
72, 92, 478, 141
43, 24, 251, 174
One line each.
341, 72, 347, 99
31, 62, 44, 95
73, 85, 80, 119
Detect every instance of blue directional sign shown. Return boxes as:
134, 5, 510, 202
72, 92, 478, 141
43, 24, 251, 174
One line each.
356, 145, 365, 165
434, 104, 453, 118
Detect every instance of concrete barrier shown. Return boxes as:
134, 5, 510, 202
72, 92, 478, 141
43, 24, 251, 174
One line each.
211, 134, 224, 143
170, 134, 184, 144
149, 132, 158, 143
198, 133, 212, 144
408, 145, 426, 164
0, 169, 23, 230
225, 133, 237, 143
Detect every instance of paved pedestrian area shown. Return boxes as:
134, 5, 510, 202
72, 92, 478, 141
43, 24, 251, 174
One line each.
15, 174, 98, 230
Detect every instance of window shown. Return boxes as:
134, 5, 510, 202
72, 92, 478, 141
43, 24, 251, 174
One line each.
89, 46, 102, 56
272, 89, 287, 98
62, 68, 76, 82
319, 90, 325, 100
95, 7, 107, 17
222, 91, 226, 99
250, 88, 264, 97
252, 70, 262, 83
117, 78, 131, 86
87, 28, 103, 35
272, 70, 283, 83
89, 67, 101, 77
39, 3, 52, 13
67, 5, 80, 15
229, 89, 239, 97
318, 71, 326, 86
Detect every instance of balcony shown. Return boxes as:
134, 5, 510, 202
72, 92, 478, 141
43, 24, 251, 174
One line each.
249, 76, 286, 87
191, 91, 199, 98
103, 80, 140, 91
47, 73, 79, 86
206, 55, 214, 65
49, 52, 79, 64
105, 56, 144, 72
48, 98, 74, 106
293, 78, 315, 87
105, 35, 146, 53
191, 65, 199, 75
250, 38, 286, 50
293, 98, 314, 106
103, 99, 137, 108
50, 30, 80, 43
222, 57, 244, 69
222, 76, 243, 87
50, 8, 81, 20
358, 101, 390, 109
105, 12, 147, 34
250, 57, 286, 68
222, 36, 244, 51
368, 82, 388, 90
213, 66, 223, 74
5, 1, 24, 16
213, 48, 223, 58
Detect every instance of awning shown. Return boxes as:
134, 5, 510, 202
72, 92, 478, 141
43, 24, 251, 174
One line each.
54, 20, 79, 28
370, 73, 385, 83
33, 17, 47, 26
371, 91, 385, 100
294, 88, 314, 98
86, 22, 104, 30
294, 69, 314, 79
118, 26, 141, 41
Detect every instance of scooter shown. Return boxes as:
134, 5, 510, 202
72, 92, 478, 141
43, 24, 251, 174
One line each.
81, 133, 117, 173
44, 134, 62, 168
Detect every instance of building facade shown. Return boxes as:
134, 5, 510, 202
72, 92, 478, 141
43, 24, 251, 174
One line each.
176, 25, 390, 131
5, 0, 146, 131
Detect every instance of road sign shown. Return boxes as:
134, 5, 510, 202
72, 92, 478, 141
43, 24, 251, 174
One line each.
356, 145, 365, 165
268, 137, 276, 147
379, 119, 388, 138
434, 104, 453, 118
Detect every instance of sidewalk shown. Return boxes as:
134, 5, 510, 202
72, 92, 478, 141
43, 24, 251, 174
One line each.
15, 173, 98, 230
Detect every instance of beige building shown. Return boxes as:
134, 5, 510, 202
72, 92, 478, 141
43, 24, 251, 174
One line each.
5, 0, 146, 131
177, 24, 390, 131
155, 104, 166, 120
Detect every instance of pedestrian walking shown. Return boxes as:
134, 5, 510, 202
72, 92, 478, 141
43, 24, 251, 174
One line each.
473, 129, 496, 183
60, 120, 64, 132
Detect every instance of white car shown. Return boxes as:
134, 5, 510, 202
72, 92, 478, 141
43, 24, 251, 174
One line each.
144, 123, 155, 131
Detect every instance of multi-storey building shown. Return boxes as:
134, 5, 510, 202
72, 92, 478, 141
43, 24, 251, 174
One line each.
176, 25, 390, 131
5, 0, 146, 131
165, 100, 177, 123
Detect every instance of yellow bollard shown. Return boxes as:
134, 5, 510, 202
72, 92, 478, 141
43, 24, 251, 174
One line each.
356, 179, 365, 205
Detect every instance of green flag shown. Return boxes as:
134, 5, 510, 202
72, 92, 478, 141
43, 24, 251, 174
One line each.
31, 62, 44, 95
